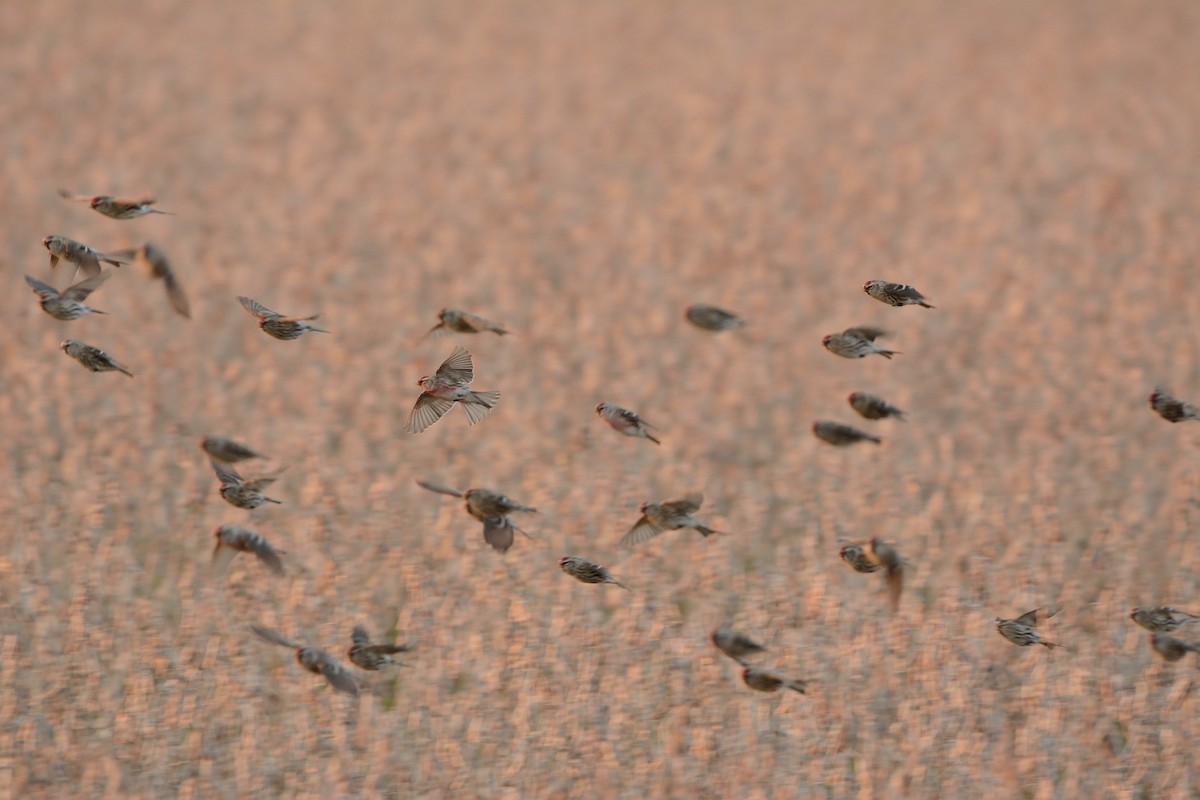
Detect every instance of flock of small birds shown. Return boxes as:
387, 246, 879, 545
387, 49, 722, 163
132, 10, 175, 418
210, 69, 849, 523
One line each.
27, 192, 1200, 698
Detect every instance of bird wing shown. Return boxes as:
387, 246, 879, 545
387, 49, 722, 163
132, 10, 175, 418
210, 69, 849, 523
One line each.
211, 540, 238, 573
482, 516, 516, 553
666, 494, 704, 515
59, 189, 93, 202
249, 623, 301, 649
461, 311, 503, 333
24, 275, 58, 301
163, 272, 192, 319
435, 345, 475, 383
319, 659, 360, 695
845, 326, 887, 341
238, 296, 277, 318
404, 393, 456, 433
75, 251, 101, 279
251, 538, 286, 576
415, 479, 465, 498
61, 272, 111, 302
1014, 608, 1043, 627
619, 515, 666, 547
210, 459, 244, 487
350, 625, 371, 645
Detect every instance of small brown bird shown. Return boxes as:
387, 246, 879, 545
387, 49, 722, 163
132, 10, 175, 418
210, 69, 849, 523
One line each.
812, 421, 882, 446
60, 339, 133, 377
559, 556, 628, 590
838, 542, 881, 574
685, 304, 746, 331
1149, 387, 1200, 423
416, 480, 535, 553
711, 629, 767, 665
249, 624, 358, 695
238, 296, 329, 340
620, 493, 723, 547
1130, 607, 1200, 633
424, 307, 508, 337
59, 190, 174, 219
741, 666, 808, 694
863, 280, 934, 308
108, 243, 190, 318
201, 436, 268, 464
595, 402, 660, 445
43, 235, 129, 279
25, 273, 109, 320
212, 525, 285, 576
864, 538, 904, 613
848, 391, 906, 421
347, 625, 411, 670
210, 459, 282, 509
995, 607, 1062, 649
822, 327, 899, 359
404, 346, 500, 433
1149, 632, 1200, 662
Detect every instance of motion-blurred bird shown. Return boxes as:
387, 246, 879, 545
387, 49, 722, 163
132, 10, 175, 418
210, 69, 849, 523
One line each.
685, 304, 746, 331
25, 273, 109, 320
620, 493, 723, 547
43, 235, 128, 279
1149, 387, 1200, 423
1149, 632, 1200, 662
864, 538, 904, 613
863, 280, 935, 308
741, 666, 808, 694
1130, 607, 1200, 633
59, 190, 174, 219
838, 542, 881, 574
812, 421, 881, 446
424, 307, 508, 337
559, 556, 628, 590
404, 346, 500, 433
848, 391, 906, 421
595, 402, 660, 445
201, 436, 268, 464
107, 243, 190, 318
210, 459, 282, 509
347, 625, 411, 670
238, 296, 329, 340
822, 327, 898, 359
711, 628, 767, 665
212, 525, 285, 576
416, 480, 535, 553
60, 339, 133, 377
249, 624, 358, 695
995, 607, 1062, 649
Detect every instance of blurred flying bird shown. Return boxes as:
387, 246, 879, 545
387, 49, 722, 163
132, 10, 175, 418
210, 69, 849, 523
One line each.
1149, 632, 1200, 662
108, 243, 190, 318
595, 402, 660, 445
995, 607, 1062, 649
1149, 387, 1200, 423
812, 421, 881, 446
43, 235, 128, 279
559, 556, 628, 590
685, 304, 746, 331
210, 459, 282, 509
347, 625, 411, 670
25, 273, 109, 320
424, 307, 508, 337
59, 190, 174, 219
848, 391, 906, 421
822, 327, 898, 359
201, 436, 268, 464
416, 479, 535, 553
60, 339, 133, 377
711, 628, 767, 665
404, 346, 500, 433
863, 280, 934, 308
741, 666, 808, 694
249, 624, 359, 695
238, 296, 328, 340
212, 525, 285, 576
620, 493, 723, 547
1130, 607, 1200, 633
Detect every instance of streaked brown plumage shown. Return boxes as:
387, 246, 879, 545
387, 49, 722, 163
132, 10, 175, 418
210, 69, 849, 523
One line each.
822, 326, 899, 359
43, 235, 129, 279
711, 629, 767, 665
848, 391, 906, 421
60, 339, 133, 377
347, 625, 411, 670
210, 459, 282, 509
812, 421, 881, 446
249, 624, 358, 694
559, 556, 628, 590
995, 607, 1062, 648
1150, 632, 1200, 662
685, 304, 746, 331
838, 542, 881, 574
863, 280, 935, 308
424, 307, 508, 337
741, 666, 808, 694
405, 346, 500, 433
416, 479, 535, 553
212, 525, 285, 575
1149, 387, 1200, 423
620, 493, 723, 547
59, 189, 174, 219
108, 243, 190, 318
25, 273, 109, 320
238, 296, 329, 340
1131, 607, 1200, 633
595, 402, 660, 445
201, 436, 268, 464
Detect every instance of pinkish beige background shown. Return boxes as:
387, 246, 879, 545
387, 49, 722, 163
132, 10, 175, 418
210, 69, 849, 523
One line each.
3, 1, 1200, 797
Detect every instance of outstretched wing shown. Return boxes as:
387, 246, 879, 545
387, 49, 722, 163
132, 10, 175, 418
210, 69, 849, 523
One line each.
249, 623, 300, 649
482, 516, 516, 553
24, 275, 58, 301
238, 296, 277, 319
210, 458, 244, 487
619, 515, 666, 547
61, 272, 111, 302
319, 659, 360, 695
415, 479, 465, 498
434, 345, 474, 384
404, 393, 455, 433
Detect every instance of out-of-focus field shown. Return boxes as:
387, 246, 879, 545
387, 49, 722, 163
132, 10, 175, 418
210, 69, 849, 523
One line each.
3, 1, 1200, 797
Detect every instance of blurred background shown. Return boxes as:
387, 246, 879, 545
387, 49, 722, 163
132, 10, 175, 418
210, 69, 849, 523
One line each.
3, 1, 1200, 796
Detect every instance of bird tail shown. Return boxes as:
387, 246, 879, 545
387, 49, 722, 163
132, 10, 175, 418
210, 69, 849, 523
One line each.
919, 302, 936, 309
647, 433, 662, 445
696, 526, 723, 538
878, 349, 900, 359
462, 392, 501, 425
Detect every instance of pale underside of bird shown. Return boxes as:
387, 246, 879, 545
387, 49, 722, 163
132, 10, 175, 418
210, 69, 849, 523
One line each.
1130, 606, 1200, 633
685, 304, 746, 331
249, 624, 359, 694
1149, 387, 1200, 423
559, 556, 628, 590
839, 538, 903, 612
595, 402, 660, 445
741, 666, 808, 694
863, 279, 935, 308
212, 525, 285, 576
822, 326, 899, 359
848, 391, 906, 421
201, 436, 268, 464
108, 242, 191, 318
59, 189, 174, 219
620, 493, 724, 547
348, 625, 412, 670
995, 607, 1062, 648
43, 235, 129, 280
60, 338, 134, 377
812, 420, 882, 446
25, 272, 110, 320
416, 479, 535, 553
711, 628, 767, 665
424, 307, 508, 337
210, 458, 282, 509
238, 295, 329, 340
404, 345, 500, 433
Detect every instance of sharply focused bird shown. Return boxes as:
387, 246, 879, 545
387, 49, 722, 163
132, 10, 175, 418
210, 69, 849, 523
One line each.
595, 402, 660, 445
416, 479, 535, 553
210, 459, 282, 509
25, 273, 109, 320
711, 628, 767, 665
108, 242, 190, 318
559, 556, 628, 590
238, 296, 329, 340
620, 493, 723, 547
211, 526, 285, 576
60, 339, 133, 377
249, 624, 359, 695
995, 607, 1062, 649
423, 307, 508, 337
1130, 607, 1200, 633
741, 666, 808, 694
201, 436, 269, 464
822, 327, 899, 359
685, 304, 746, 331
59, 190, 174, 219
43, 235, 128, 279
404, 346, 500, 433
347, 625, 411, 671
848, 391, 906, 421
863, 280, 935, 308
812, 421, 882, 446
1149, 387, 1200, 423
